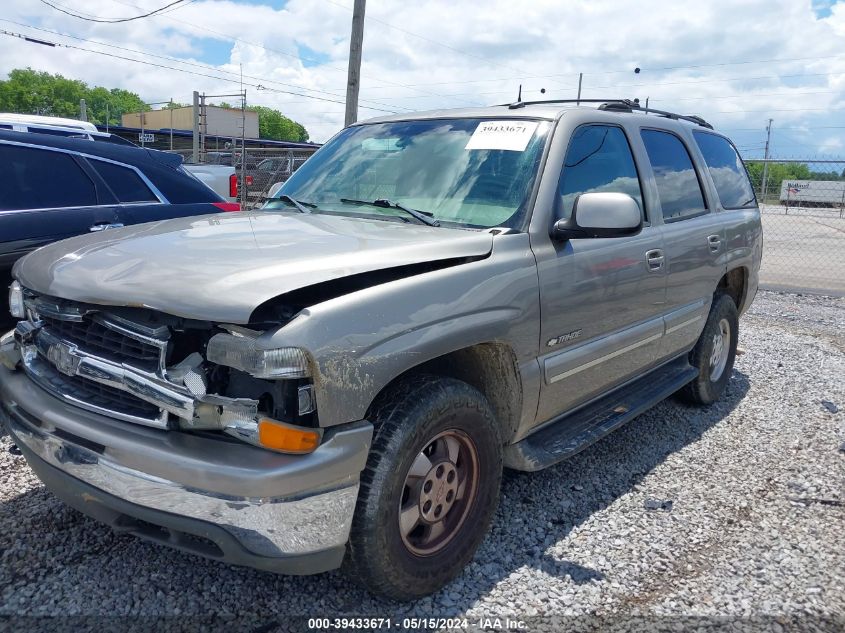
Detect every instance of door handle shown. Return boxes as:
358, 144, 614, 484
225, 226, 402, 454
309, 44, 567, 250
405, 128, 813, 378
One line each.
90, 223, 124, 232
645, 248, 665, 272
707, 234, 721, 252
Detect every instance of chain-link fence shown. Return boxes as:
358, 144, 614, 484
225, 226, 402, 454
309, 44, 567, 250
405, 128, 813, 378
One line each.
235, 147, 316, 208
743, 159, 845, 295
175, 147, 318, 208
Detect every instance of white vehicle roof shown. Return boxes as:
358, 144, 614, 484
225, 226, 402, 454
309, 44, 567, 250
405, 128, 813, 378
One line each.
0, 112, 98, 132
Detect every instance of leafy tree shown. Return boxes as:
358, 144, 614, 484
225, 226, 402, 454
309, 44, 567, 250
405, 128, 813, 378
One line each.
744, 161, 810, 186
248, 105, 309, 142
1, 68, 310, 141
0, 68, 148, 126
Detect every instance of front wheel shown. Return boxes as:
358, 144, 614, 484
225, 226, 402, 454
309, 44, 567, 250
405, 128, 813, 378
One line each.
678, 294, 739, 405
344, 375, 503, 601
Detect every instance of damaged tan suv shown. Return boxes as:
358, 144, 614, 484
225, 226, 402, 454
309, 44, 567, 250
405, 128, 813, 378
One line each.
0, 99, 762, 599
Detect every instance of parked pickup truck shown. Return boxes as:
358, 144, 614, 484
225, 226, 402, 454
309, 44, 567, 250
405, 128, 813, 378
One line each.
182, 163, 238, 203
0, 99, 762, 600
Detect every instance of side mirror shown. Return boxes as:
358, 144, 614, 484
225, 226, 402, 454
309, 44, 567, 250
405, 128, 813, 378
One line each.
551, 192, 643, 240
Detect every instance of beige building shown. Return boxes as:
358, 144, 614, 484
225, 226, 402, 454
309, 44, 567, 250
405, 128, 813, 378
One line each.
122, 105, 259, 139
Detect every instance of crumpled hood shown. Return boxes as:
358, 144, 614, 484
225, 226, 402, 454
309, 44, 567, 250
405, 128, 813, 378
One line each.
14, 211, 493, 323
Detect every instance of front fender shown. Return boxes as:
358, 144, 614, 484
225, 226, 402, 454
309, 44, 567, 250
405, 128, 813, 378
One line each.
265, 234, 540, 427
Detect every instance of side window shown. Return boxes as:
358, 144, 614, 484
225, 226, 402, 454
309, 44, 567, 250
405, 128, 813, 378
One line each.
640, 130, 707, 221
0, 145, 97, 211
558, 125, 644, 219
29, 127, 84, 138
693, 131, 756, 209
92, 160, 158, 203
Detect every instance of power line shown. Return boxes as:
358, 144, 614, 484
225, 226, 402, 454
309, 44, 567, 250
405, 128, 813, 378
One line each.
323, 0, 535, 79
38, 0, 196, 23
322, 0, 845, 96
93, 0, 845, 103
105, 0, 485, 106
0, 28, 400, 114
1, 19, 412, 113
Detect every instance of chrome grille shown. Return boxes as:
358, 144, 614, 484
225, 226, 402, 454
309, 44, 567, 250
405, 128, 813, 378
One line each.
20, 297, 173, 427
41, 315, 162, 371
27, 355, 164, 422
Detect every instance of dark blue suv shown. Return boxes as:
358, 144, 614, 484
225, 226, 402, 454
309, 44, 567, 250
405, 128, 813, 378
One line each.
0, 129, 239, 324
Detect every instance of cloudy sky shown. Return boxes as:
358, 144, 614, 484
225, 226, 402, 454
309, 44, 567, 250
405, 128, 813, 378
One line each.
2, 0, 845, 155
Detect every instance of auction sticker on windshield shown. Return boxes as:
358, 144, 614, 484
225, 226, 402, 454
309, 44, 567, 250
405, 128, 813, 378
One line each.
465, 120, 539, 151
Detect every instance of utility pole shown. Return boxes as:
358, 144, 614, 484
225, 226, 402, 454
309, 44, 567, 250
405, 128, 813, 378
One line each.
79, 98, 87, 121
344, 0, 366, 126
761, 118, 773, 202
192, 91, 200, 163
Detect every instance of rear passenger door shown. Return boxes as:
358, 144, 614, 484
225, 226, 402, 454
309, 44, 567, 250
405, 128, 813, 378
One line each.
82, 157, 170, 227
85, 158, 220, 225
638, 129, 724, 361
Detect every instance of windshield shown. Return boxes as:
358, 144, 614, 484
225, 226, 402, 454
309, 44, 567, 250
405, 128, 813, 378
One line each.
264, 118, 550, 229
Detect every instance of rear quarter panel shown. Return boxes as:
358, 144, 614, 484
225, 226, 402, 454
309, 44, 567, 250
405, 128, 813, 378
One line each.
722, 207, 763, 314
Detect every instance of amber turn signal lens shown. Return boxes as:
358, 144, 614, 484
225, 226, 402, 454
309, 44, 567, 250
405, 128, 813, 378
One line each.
257, 418, 321, 454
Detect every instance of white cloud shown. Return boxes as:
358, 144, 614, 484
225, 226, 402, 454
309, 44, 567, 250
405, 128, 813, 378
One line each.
820, 135, 844, 153
0, 0, 844, 152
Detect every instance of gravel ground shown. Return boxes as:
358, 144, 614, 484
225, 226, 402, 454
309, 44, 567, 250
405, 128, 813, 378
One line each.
1, 290, 843, 631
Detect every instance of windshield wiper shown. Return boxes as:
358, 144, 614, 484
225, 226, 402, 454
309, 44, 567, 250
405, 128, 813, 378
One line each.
276, 194, 315, 214
340, 198, 440, 227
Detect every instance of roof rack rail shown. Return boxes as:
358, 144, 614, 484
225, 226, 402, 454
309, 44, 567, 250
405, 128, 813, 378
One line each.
502, 98, 628, 109
500, 98, 713, 129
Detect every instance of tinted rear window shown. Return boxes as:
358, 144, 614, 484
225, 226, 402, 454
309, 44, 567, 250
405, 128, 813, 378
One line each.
92, 159, 158, 203
0, 145, 97, 211
693, 132, 756, 209
641, 130, 707, 221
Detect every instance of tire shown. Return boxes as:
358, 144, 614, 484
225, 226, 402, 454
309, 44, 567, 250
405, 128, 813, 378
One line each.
344, 374, 503, 601
678, 293, 739, 405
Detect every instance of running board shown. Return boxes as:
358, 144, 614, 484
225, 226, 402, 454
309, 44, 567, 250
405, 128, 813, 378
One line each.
504, 357, 698, 472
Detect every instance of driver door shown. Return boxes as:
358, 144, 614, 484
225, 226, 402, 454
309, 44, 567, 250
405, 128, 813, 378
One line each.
532, 124, 667, 424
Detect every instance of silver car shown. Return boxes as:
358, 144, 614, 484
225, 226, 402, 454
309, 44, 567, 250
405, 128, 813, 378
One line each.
0, 99, 762, 600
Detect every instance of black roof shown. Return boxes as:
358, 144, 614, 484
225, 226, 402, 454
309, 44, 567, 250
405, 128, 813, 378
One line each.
0, 128, 184, 168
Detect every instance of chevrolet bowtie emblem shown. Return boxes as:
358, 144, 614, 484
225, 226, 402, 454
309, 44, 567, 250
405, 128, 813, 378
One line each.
47, 341, 80, 376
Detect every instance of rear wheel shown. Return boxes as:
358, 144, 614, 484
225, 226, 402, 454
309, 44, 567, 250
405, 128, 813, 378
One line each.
344, 375, 502, 601
679, 294, 739, 405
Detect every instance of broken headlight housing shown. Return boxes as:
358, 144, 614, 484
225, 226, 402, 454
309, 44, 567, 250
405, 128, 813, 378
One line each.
206, 332, 309, 379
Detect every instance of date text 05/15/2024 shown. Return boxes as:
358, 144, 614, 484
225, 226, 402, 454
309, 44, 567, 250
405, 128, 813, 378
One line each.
307, 616, 528, 630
